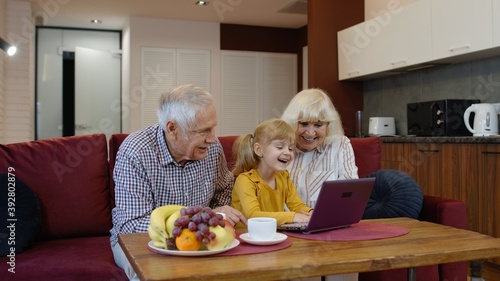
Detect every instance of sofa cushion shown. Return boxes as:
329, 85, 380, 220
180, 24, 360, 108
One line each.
0, 174, 41, 255
0, 236, 127, 281
363, 169, 423, 219
0, 134, 112, 240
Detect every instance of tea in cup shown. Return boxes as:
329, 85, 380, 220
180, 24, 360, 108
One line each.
247, 217, 277, 241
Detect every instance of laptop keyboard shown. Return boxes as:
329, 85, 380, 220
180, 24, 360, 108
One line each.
277, 222, 308, 231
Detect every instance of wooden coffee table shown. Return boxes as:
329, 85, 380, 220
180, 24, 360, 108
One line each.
118, 217, 500, 281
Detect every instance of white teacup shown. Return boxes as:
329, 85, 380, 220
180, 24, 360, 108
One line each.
247, 217, 277, 241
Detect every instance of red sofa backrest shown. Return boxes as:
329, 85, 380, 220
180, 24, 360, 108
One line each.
108, 134, 381, 181
0, 134, 112, 240
350, 136, 382, 178
108, 133, 129, 208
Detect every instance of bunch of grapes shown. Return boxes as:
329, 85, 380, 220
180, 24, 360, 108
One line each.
172, 205, 226, 245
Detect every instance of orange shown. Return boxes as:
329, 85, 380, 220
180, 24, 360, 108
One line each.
175, 228, 201, 251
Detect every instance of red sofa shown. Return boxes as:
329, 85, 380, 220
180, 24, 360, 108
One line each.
0, 134, 128, 281
0, 133, 467, 281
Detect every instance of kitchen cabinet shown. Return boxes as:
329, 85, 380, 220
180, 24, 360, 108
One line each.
369, 0, 432, 72
337, 21, 374, 80
494, 0, 500, 47
382, 143, 412, 171
339, 0, 498, 80
404, 143, 462, 200
462, 144, 500, 265
381, 140, 500, 267
338, 0, 432, 80
431, 0, 493, 60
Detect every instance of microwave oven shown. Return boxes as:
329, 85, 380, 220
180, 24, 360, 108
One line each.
407, 99, 480, 136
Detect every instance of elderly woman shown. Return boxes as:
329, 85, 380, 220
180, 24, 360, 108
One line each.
281, 88, 359, 281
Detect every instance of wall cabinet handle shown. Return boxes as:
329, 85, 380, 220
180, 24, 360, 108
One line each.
418, 149, 440, 153
348, 70, 360, 77
449, 45, 470, 53
482, 151, 500, 155
391, 59, 407, 67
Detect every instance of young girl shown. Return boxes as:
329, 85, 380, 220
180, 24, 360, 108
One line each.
231, 118, 312, 225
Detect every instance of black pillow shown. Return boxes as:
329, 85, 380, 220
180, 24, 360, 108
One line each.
0, 173, 41, 256
362, 169, 423, 219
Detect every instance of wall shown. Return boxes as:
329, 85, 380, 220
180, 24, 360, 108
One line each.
0, 0, 34, 144
308, 0, 364, 136
363, 55, 500, 135
220, 23, 305, 90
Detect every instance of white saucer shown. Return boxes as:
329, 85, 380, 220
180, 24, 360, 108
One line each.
239, 233, 288, 246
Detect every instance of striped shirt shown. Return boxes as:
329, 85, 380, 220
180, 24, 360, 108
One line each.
287, 136, 358, 207
110, 124, 234, 245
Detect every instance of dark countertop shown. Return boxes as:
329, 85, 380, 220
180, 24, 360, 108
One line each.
377, 135, 500, 144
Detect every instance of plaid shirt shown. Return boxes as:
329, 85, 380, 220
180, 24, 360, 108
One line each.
110, 124, 234, 245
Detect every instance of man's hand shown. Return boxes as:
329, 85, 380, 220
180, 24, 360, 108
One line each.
213, 205, 247, 226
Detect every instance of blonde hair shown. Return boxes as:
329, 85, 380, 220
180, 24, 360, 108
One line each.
232, 119, 295, 176
281, 88, 344, 145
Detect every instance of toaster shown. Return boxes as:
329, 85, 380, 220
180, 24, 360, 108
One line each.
369, 117, 396, 136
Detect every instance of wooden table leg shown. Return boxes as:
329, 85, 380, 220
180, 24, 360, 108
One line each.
407, 267, 416, 281
470, 260, 484, 281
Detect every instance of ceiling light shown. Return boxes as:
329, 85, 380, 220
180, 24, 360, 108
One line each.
90, 19, 102, 24
195, 1, 209, 6
0, 37, 17, 56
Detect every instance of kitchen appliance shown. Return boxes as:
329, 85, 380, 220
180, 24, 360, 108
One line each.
369, 117, 396, 136
407, 99, 479, 136
463, 103, 500, 136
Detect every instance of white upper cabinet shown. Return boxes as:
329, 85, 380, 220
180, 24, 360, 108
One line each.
431, 0, 493, 60
338, 0, 432, 80
339, 0, 498, 80
338, 21, 374, 80
494, 0, 500, 46
369, 0, 432, 72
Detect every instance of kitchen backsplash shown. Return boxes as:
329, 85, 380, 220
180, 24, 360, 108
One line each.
363, 54, 500, 135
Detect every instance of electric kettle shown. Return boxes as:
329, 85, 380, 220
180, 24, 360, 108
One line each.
463, 103, 500, 136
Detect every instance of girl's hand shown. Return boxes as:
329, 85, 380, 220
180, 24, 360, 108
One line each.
293, 212, 311, 223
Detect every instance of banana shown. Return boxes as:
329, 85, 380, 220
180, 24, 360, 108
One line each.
149, 204, 185, 241
148, 225, 166, 248
165, 210, 182, 237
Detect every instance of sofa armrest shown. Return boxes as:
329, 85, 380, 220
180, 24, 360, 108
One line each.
419, 195, 467, 230
419, 195, 468, 281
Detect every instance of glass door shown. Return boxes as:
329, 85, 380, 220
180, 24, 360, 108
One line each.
74, 47, 121, 140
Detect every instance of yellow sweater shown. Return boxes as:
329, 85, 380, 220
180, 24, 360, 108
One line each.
232, 169, 312, 225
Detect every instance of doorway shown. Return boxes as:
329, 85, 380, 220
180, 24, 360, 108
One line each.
36, 27, 121, 140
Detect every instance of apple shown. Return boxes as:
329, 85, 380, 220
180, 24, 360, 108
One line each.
206, 220, 235, 250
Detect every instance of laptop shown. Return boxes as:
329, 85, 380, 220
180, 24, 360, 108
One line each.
277, 177, 375, 234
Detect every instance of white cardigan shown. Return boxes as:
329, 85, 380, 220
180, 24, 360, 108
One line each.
287, 135, 359, 207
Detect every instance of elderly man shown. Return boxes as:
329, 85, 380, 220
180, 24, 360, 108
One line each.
110, 84, 246, 279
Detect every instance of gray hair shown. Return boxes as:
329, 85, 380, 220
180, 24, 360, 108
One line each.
281, 88, 344, 145
157, 84, 214, 137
